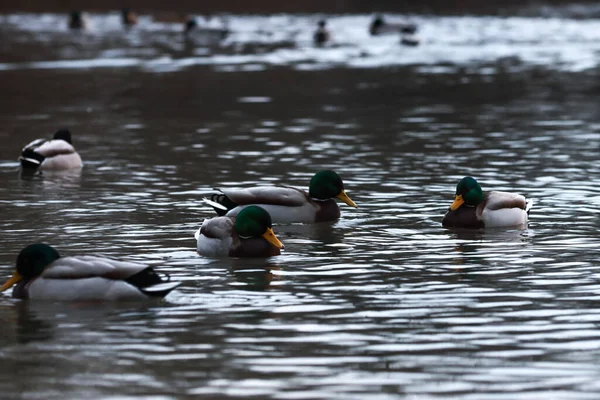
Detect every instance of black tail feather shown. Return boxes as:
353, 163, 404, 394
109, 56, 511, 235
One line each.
126, 267, 179, 297
210, 193, 237, 216
20, 149, 45, 169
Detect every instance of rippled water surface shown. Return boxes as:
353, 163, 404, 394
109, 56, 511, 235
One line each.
1, 11, 600, 400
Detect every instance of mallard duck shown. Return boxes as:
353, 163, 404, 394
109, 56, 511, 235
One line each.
0, 244, 180, 301
206, 170, 357, 223
20, 129, 83, 171
314, 20, 331, 47
195, 205, 284, 257
369, 14, 417, 36
183, 16, 229, 41
442, 176, 533, 229
121, 8, 138, 27
69, 11, 90, 30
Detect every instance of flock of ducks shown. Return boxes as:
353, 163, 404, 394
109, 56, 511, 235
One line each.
314, 14, 420, 47
0, 130, 533, 302
66, 10, 418, 47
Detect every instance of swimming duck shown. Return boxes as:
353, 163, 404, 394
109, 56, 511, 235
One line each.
442, 176, 532, 229
69, 11, 90, 30
183, 16, 229, 41
313, 20, 331, 46
0, 244, 180, 301
195, 205, 284, 257
121, 8, 138, 27
369, 14, 417, 36
20, 129, 83, 171
207, 170, 357, 223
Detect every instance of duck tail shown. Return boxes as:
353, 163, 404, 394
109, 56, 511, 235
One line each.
126, 267, 180, 298
205, 192, 237, 216
19, 149, 45, 169
525, 199, 533, 215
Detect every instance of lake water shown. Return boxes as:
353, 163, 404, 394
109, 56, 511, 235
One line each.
0, 11, 599, 400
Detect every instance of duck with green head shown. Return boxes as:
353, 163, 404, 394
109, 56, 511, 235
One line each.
0, 244, 180, 301
196, 205, 284, 257
206, 170, 357, 223
442, 176, 532, 229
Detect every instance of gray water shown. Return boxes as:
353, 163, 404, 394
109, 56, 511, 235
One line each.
0, 12, 600, 400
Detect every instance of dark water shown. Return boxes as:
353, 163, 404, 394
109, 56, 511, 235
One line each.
1, 12, 600, 400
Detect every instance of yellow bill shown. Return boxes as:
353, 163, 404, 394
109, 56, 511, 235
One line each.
336, 190, 357, 208
0, 270, 23, 292
450, 194, 465, 211
262, 228, 284, 249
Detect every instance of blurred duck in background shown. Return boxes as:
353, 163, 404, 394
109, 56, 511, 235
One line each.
184, 15, 229, 41
369, 14, 417, 36
121, 8, 137, 27
68, 10, 90, 30
313, 20, 330, 46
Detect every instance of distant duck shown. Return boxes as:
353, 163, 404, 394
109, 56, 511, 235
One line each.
442, 176, 533, 229
206, 170, 357, 224
69, 11, 90, 30
121, 8, 137, 27
0, 244, 180, 301
19, 129, 83, 171
401, 34, 420, 47
195, 205, 284, 258
313, 20, 330, 46
369, 14, 417, 36
183, 15, 229, 41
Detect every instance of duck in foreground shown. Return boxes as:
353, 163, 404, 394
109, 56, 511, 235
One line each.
442, 176, 533, 229
20, 129, 83, 171
0, 244, 180, 301
206, 170, 357, 223
196, 205, 284, 257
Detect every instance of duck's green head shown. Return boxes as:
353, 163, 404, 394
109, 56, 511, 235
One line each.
0, 244, 61, 292
235, 206, 284, 249
451, 176, 484, 210
308, 170, 357, 208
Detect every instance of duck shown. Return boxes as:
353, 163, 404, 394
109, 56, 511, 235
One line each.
0, 244, 180, 301
19, 129, 83, 171
369, 14, 417, 36
121, 8, 138, 27
183, 15, 229, 41
206, 170, 357, 223
313, 20, 331, 46
442, 176, 533, 229
69, 11, 90, 30
196, 205, 284, 257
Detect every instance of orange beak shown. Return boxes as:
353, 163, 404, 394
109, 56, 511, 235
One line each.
262, 228, 284, 249
0, 270, 22, 292
450, 194, 464, 211
336, 190, 357, 208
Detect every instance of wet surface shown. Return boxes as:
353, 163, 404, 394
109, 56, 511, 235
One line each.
0, 11, 600, 400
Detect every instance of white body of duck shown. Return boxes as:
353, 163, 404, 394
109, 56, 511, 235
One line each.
20, 129, 82, 171
212, 186, 335, 223
22, 256, 177, 301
